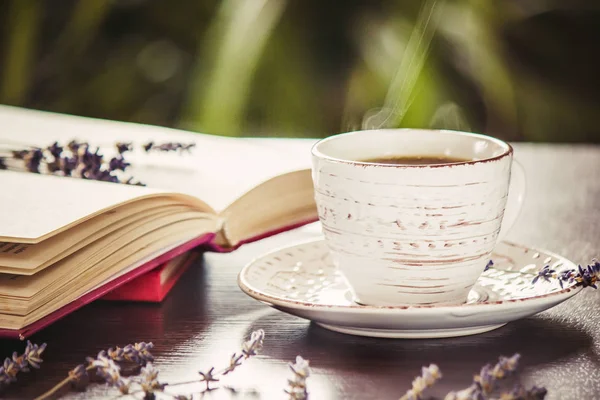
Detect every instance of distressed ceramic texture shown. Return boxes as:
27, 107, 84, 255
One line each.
312, 129, 514, 306
238, 239, 582, 338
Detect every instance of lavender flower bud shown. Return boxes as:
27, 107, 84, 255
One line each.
116, 142, 133, 154
400, 364, 442, 400
285, 356, 310, 400
68, 364, 87, 384
222, 353, 243, 375
242, 329, 265, 358
67, 140, 87, 153
198, 366, 219, 389
11, 351, 28, 371
0, 357, 19, 384
123, 342, 154, 365
47, 142, 63, 159
88, 353, 122, 385
114, 377, 131, 394
24, 149, 43, 173
140, 363, 164, 398
532, 266, 555, 285
0, 341, 46, 387
24, 341, 47, 369
108, 156, 130, 172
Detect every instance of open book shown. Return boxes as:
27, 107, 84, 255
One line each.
0, 106, 317, 337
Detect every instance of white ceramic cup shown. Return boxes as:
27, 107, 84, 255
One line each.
311, 129, 525, 306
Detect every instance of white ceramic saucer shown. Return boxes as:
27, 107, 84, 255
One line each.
238, 240, 582, 339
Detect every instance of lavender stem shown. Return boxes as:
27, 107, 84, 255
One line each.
34, 365, 95, 400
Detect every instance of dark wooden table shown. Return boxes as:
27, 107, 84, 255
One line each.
1, 143, 599, 399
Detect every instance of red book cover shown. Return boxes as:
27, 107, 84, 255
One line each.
102, 217, 317, 303
102, 252, 199, 302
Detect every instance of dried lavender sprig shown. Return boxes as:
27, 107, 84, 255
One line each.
106, 342, 154, 366
285, 356, 310, 400
174, 329, 264, 390
399, 364, 442, 400
0, 138, 196, 187
207, 329, 264, 381
35, 333, 260, 399
0, 341, 47, 387
532, 260, 600, 289
93, 333, 257, 399
119, 356, 245, 400
143, 141, 196, 154
444, 354, 520, 400
163, 329, 265, 393
0, 142, 142, 185
34, 342, 154, 400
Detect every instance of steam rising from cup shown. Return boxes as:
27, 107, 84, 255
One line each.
360, 0, 446, 131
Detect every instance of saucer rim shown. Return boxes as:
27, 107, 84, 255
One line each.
238, 239, 582, 314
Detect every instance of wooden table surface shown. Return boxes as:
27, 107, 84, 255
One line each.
1, 143, 599, 400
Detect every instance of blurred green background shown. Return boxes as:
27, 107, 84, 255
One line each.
0, 0, 599, 141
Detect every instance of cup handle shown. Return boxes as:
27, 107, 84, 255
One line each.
498, 159, 526, 241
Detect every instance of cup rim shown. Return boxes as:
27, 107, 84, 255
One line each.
311, 128, 513, 168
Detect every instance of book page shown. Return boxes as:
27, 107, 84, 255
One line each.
0, 213, 211, 301
128, 137, 314, 210
0, 202, 196, 273
0, 106, 315, 211
218, 169, 316, 246
0, 220, 210, 329
0, 169, 167, 242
